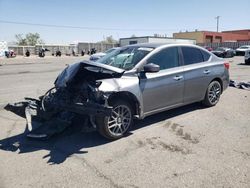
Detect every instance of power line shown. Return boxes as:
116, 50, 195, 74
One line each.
0, 20, 175, 32
0, 20, 219, 32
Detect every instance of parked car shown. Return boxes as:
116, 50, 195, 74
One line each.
89, 47, 119, 61
16, 43, 229, 140
235, 45, 250, 56
211, 47, 235, 58
245, 50, 250, 64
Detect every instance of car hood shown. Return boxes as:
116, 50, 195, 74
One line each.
55, 60, 125, 88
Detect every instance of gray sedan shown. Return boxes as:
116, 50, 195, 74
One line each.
13, 43, 230, 140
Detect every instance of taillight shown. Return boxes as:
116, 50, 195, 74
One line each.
224, 62, 230, 69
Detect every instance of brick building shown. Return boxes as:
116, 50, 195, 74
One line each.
173, 29, 250, 43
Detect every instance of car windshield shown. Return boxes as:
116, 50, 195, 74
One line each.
96, 46, 154, 70
105, 48, 117, 54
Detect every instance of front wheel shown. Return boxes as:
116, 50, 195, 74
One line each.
202, 80, 222, 107
96, 100, 134, 140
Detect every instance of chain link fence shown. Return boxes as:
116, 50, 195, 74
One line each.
197, 41, 250, 49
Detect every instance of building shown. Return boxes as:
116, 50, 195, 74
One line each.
119, 36, 196, 47
173, 29, 250, 44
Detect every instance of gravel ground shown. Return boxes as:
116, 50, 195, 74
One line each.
0, 55, 249, 188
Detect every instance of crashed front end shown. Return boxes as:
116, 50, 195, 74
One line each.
5, 61, 124, 139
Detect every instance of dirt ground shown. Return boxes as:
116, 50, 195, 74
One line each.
0, 55, 249, 188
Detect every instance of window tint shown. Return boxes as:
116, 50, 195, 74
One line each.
200, 50, 211, 61
148, 47, 179, 70
182, 47, 203, 65
129, 41, 137, 45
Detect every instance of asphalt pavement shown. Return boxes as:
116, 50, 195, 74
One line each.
0, 55, 249, 188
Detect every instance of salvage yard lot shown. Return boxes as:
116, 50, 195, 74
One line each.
0, 56, 249, 187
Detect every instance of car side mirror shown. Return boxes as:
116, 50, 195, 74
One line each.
143, 63, 160, 73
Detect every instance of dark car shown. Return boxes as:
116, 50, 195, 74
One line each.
211, 47, 235, 58
245, 50, 250, 64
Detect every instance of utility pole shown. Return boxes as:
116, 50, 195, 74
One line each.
215, 16, 220, 32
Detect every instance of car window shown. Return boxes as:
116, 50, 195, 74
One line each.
182, 47, 204, 65
147, 47, 179, 70
97, 46, 153, 70
200, 50, 211, 61
105, 48, 116, 54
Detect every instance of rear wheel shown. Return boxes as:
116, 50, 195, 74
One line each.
203, 80, 221, 107
96, 100, 134, 140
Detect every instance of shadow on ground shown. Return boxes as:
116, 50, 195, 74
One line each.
0, 103, 203, 164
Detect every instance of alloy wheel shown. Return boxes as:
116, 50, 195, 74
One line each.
208, 82, 221, 105
107, 105, 132, 136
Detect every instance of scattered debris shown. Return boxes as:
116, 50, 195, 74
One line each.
229, 80, 250, 90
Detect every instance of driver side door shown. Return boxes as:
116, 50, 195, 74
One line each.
140, 47, 184, 114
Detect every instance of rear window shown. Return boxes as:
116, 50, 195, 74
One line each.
182, 47, 204, 65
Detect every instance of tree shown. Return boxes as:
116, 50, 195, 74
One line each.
15, 33, 44, 46
25, 33, 44, 45
15, 34, 27, 46
104, 35, 118, 44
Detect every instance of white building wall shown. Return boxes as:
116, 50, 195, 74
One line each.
120, 38, 148, 46
148, 38, 196, 44
119, 37, 196, 46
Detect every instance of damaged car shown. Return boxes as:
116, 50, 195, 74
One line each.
5, 43, 230, 140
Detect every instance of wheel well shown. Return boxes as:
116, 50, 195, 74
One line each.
211, 78, 223, 93
108, 91, 140, 116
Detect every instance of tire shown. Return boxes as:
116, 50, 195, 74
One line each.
231, 52, 234, 57
96, 100, 134, 140
202, 80, 222, 107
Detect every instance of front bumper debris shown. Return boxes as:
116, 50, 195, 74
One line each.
5, 97, 112, 139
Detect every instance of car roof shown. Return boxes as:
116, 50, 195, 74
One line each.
124, 43, 199, 49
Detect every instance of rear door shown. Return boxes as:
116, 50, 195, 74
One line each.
180, 46, 213, 103
140, 47, 184, 113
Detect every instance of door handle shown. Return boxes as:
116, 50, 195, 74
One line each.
203, 70, 211, 74
173, 75, 183, 81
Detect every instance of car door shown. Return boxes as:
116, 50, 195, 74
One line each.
139, 47, 184, 114
181, 46, 213, 103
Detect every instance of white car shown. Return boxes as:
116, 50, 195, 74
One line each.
245, 50, 250, 64
89, 47, 119, 61
235, 45, 250, 56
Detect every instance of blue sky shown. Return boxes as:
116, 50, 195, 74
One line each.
0, 0, 249, 44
